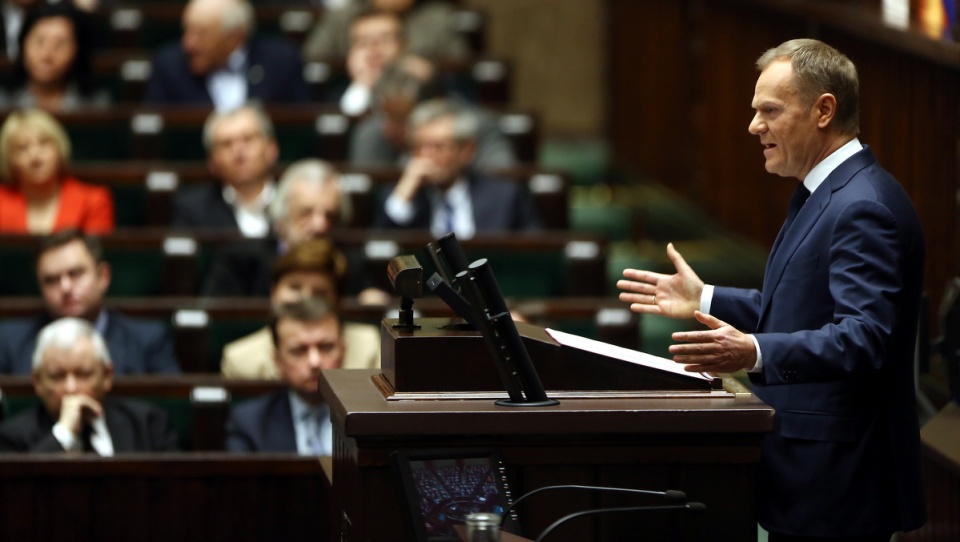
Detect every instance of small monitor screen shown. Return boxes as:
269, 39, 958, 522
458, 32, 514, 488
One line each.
392, 448, 520, 542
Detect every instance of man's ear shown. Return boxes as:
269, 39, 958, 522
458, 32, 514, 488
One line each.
815, 93, 837, 129
97, 262, 112, 292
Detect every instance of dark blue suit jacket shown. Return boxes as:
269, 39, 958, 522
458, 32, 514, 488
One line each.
0, 398, 179, 452
225, 388, 296, 453
0, 311, 181, 375
171, 182, 240, 231
712, 146, 925, 537
371, 171, 541, 233
144, 36, 310, 105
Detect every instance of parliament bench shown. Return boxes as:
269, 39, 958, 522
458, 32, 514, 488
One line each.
0, 103, 540, 163
68, 161, 569, 229
0, 229, 608, 300
0, 296, 639, 373
0, 453, 329, 542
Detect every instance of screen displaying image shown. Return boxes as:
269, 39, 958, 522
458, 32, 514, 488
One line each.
409, 457, 508, 538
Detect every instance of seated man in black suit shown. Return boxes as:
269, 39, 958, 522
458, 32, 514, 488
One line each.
225, 298, 344, 454
171, 102, 279, 237
0, 230, 181, 375
201, 158, 390, 304
0, 317, 179, 453
373, 98, 540, 239
144, 0, 310, 110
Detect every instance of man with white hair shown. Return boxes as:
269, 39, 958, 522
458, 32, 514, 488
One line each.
201, 159, 388, 303
0, 318, 179, 454
171, 102, 279, 236
144, 0, 309, 109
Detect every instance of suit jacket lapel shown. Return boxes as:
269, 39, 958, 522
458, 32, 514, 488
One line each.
103, 399, 136, 452
758, 147, 875, 323
268, 390, 298, 452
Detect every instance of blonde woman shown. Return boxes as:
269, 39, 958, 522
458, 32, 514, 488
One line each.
0, 108, 113, 234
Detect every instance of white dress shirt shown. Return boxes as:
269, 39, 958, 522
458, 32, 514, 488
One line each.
207, 48, 248, 112
53, 416, 115, 456
222, 181, 276, 238
384, 177, 476, 239
288, 391, 332, 456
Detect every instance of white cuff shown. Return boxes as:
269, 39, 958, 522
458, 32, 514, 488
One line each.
52, 422, 81, 452
699, 284, 715, 314
748, 335, 763, 373
384, 193, 416, 225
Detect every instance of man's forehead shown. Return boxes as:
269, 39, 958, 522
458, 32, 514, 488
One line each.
38, 242, 95, 271
278, 316, 340, 338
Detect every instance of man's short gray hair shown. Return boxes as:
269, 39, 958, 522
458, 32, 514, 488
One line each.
202, 101, 276, 152
32, 318, 112, 372
220, 0, 255, 34
269, 159, 351, 226
407, 98, 479, 143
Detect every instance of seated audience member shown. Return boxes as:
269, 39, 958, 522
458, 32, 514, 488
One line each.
373, 98, 539, 239
350, 54, 515, 170
0, 3, 109, 111
303, 0, 468, 62
334, 9, 404, 116
221, 238, 380, 379
0, 230, 181, 375
0, 317, 179, 454
0, 108, 113, 234
2, 0, 100, 60
202, 158, 389, 303
144, 0, 310, 110
225, 298, 344, 454
171, 102, 278, 236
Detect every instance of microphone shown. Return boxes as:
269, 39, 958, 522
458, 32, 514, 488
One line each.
534, 502, 707, 542
503, 484, 687, 518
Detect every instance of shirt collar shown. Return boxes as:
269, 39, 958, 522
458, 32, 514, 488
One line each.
802, 137, 862, 195
222, 180, 276, 210
288, 389, 321, 420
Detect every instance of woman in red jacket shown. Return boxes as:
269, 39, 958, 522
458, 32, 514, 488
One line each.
0, 108, 113, 234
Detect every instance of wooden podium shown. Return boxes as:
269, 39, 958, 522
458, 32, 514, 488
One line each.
320, 319, 774, 542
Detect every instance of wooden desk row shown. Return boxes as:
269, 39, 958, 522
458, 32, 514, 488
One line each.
68, 162, 571, 230
0, 453, 330, 542
0, 297, 640, 373
0, 229, 610, 300
0, 103, 539, 163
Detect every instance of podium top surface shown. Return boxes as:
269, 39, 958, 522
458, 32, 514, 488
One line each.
319, 369, 774, 438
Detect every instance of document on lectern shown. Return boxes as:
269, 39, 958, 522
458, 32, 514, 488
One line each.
545, 328, 714, 382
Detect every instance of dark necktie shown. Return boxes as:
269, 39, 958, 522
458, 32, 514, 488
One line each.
443, 200, 455, 234
783, 183, 810, 233
80, 424, 96, 453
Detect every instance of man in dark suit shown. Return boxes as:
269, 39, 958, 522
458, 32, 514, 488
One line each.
0, 230, 181, 375
171, 102, 279, 236
0, 317, 179, 453
618, 39, 925, 541
372, 98, 539, 238
225, 298, 345, 454
144, 0, 310, 109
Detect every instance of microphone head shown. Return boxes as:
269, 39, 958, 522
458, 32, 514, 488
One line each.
663, 490, 686, 501
685, 502, 707, 513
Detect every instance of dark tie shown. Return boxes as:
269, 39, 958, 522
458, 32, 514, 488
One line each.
80, 424, 96, 453
443, 200, 455, 234
783, 183, 810, 233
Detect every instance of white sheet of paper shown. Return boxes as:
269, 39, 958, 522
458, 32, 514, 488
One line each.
545, 328, 713, 381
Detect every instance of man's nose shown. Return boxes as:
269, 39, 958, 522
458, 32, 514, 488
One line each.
306, 347, 323, 369
59, 275, 73, 292
64, 374, 78, 393
748, 114, 763, 134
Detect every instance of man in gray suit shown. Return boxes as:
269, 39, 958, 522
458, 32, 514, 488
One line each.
0, 230, 180, 375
